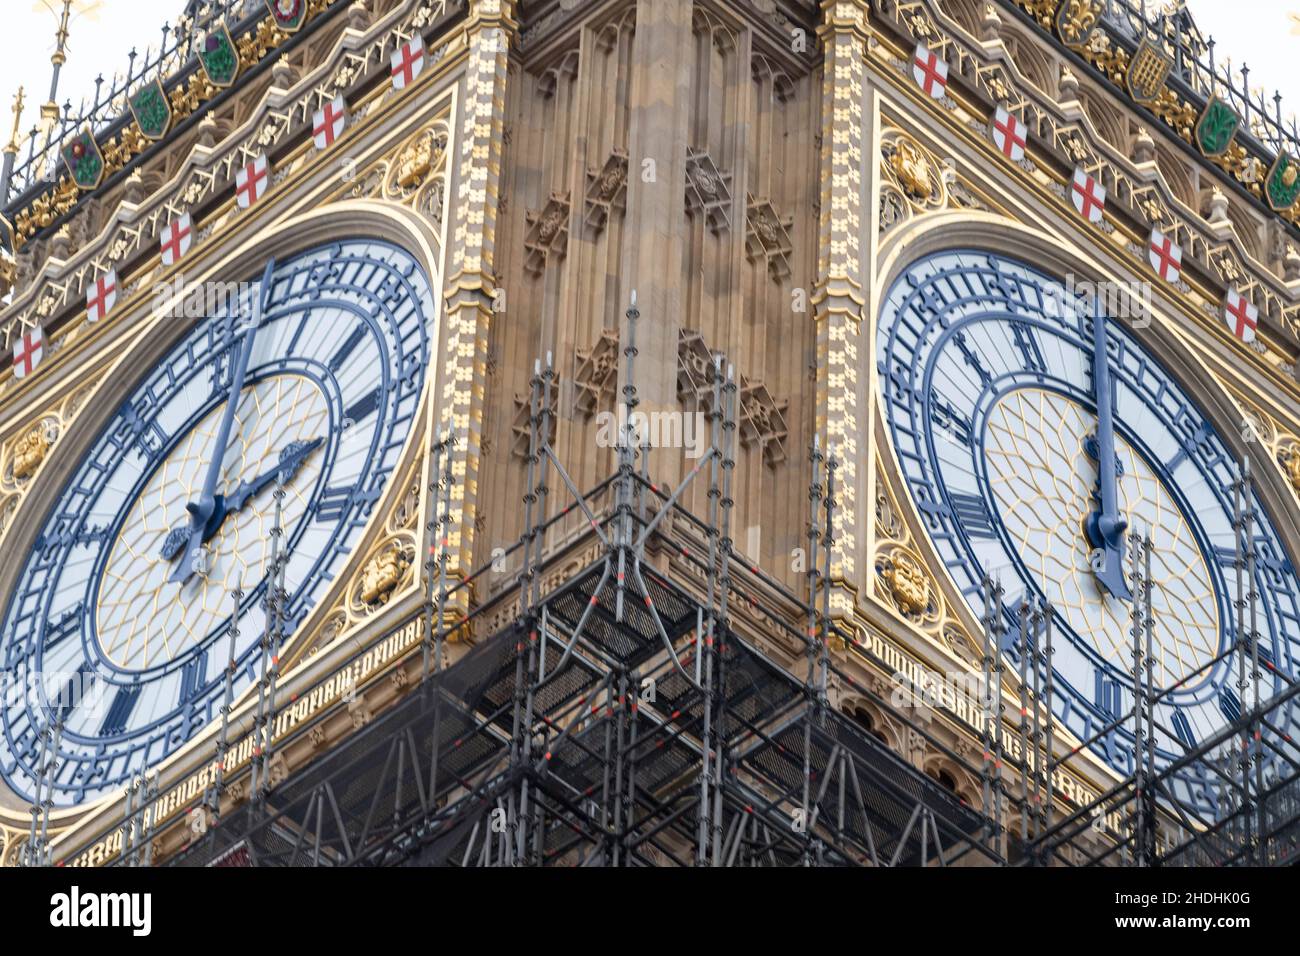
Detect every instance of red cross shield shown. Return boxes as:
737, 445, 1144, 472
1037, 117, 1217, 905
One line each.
1147, 229, 1182, 284
991, 106, 1026, 162
1223, 288, 1258, 344
236, 154, 270, 209
1071, 167, 1106, 223
160, 213, 193, 267
313, 95, 347, 150
912, 43, 948, 99
12, 326, 44, 380
86, 269, 118, 323
391, 35, 426, 91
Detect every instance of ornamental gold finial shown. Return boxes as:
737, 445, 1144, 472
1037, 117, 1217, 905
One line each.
35, 0, 100, 134
6, 87, 24, 154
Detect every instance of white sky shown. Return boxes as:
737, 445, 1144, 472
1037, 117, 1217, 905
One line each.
0, 1, 178, 152
0, 2, 1295, 155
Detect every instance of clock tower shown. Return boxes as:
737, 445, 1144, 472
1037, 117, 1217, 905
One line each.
0, 0, 1298, 867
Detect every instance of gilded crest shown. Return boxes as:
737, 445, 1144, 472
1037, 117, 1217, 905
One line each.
360, 544, 410, 605
1195, 96, 1240, 158
880, 551, 932, 617
889, 138, 932, 200
1125, 38, 1171, 104
1054, 0, 1103, 49
9, 424, 51, 481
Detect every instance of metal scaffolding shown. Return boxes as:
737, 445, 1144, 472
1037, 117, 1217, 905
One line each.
1021, 461, 1300, 867
45, 297, 1300, 868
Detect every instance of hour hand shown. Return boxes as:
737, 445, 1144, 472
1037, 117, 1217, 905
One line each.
226, 437, 324, 514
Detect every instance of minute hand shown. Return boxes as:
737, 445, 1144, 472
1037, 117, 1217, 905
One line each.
170, 259, 275, 583
1085, 311, 1132, 600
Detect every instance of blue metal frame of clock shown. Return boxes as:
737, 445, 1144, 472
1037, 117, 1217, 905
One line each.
876, 249, 1300, 815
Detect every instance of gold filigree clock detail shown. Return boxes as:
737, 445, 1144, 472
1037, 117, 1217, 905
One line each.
357, 543, 413, 607
1220, 385, 1300, 503
1276, 437, 1300, 497
876, 547, 940, 624
5, 421, 54, 482
0, 384, 94, 545
872, 453, 982, 659
879, 128, 946, 236
334, 112, 451, 229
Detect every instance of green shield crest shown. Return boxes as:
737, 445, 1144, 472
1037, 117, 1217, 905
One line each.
129, 79, 172, 140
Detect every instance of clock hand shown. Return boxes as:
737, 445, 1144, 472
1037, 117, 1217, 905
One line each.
225, 437, 324, 513
159, 437, 323, 562
1084, 310, 1132, 601
169, 259, 276, 584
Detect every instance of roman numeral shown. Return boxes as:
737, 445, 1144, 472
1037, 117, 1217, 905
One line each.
952, 332, 992, 387
1010, 320, 1046, 373
316, 485, 357, 523
43, 604, 82, 650
1170, 709, 1196, 749
930, 392, 973, 448
116, 403, 169, 459
179, 651, 208, 706
948, 493, 996, 538
328, 325, 369, 372
1166, 420, 1213, 473
315, 482, 383, 524
344, 387, 382, 426
1219, 687, 1241, 723
53, 662, 96, 724
1094, 672, 1123, 718
99, 684, 141, 737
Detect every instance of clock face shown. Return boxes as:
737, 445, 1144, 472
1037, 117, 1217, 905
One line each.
877, 250, 1300, 813
0, 240, 435, 806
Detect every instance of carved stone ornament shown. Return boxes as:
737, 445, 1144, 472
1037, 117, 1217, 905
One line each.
676, 329, 721, 406
744, 196, 795, 281
738, 379, 790, 466
584, 148, 629, 233
684, 147, 733, 233
359, 543, 410, 606
524, 192, 572, 275
511, 385, 559, 459
677, 330, 790, 466
573, 329, 620, 417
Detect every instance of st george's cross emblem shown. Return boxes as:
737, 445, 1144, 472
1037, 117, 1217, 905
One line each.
313, 96, 347, 150
991, 106, 1026, 162
1070, 167, 1106, 223
1147, 229, 1182, 284
235, 154, 271, 209
86, 269, 118, 322
160, 213, 193, 267
391, 35, 426, 91
12, 326, 44, 380
912, 43, 948, 99
1223, 289, 1258, 344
